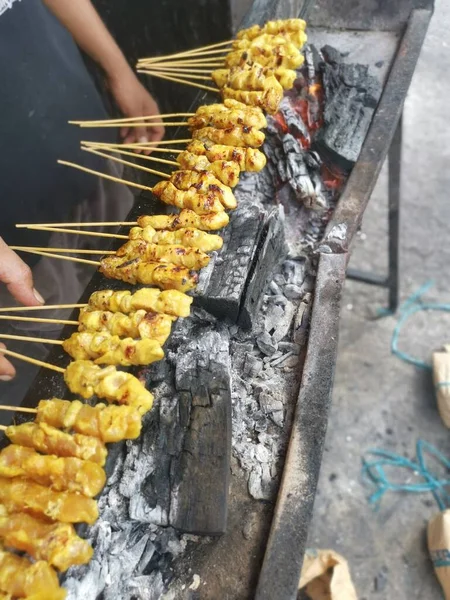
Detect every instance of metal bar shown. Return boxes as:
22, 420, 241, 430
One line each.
255, 252, 347, 600
387, 114, 403, 312
321, 8, 433, 255
346, 269, 389, 286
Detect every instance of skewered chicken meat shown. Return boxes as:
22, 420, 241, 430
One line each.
0, 508, 92, 572
137, 209, 229, 232
128, 225, 223, 252
64, 360, 154, 414
233, 30, 307, 53
186, 140, 266, 171
0, 477, 98, 524
170, 170, 237, 210
79, 308, 175, 345
5, 422, 107, 465
212, 64, 296, 90
191, 100, 267, 129
99, 255, 199, 292
0, 547, 65, 600
63, 331, 164, 366
192, 124, 265, 148
222, 75, 284, 114
237, 18, 306, 41
0, 445, 106, 497
36, 399, 141, 443
88, 288, 192, 318
116, 238, 210, 270
225, 41, 303, 69
176, 151, 240, 188
152, 180, 225, 214
236, 19, 307, 47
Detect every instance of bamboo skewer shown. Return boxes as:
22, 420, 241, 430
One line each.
58, 160, 155, 194
14, 246, 100, 266
0, 405, 37, 414
0, 304, 86, 313
17, 222, 136, 229
0, 348, 65, 374
137, 39, 232, 64
0, 426, 7, 431
0, 333, 63, 345
140, 57, 225, 67
14, 225, 128, 239
74, 121, 189, 129
80, 139, 189, 149
138, 46, 232, 65
0, 315, 77, 325
82, 141, 183, 155
69, 112, 195, 126
137, 70, 218, 93
82, 146, 179, 167
82, 147, 171, 179
146, 66, 215, 74
12, 246, 115, 255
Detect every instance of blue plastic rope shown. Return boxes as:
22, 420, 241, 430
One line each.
390, 281, 450, 370
362, 440, 450, 511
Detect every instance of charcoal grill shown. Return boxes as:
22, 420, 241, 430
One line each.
5, 0, 433, 598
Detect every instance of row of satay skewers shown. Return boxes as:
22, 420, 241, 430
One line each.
0, 18, 307, 600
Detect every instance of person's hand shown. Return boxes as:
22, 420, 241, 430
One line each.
0, 238, 45, 380
108, 68, 165, 153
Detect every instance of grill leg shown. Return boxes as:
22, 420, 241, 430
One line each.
387, 114, 402, 313
346, 113, 403, 314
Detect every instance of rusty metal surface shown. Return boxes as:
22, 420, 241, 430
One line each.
321, 8, 433, 256
255, 252, 348, 600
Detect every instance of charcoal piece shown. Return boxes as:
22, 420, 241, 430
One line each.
193, 203, 265, 322
278, 97, 310, 142
170, 327, 231, 534
315, 52, 382, 170
239, 207, 288, 329
321, 44, 342, 65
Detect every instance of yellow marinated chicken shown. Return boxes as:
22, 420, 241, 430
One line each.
176, 151, 240, 188
170, 170, 237, 209
191, 100, 267, 129
152, 180, 225, 214
137, 209, 229, 232
233, 30, 307, 52
5, 421, 107, 465
99, 255, 199, 292
237, 18, 307, 41
223, 75, 283, 114
186, 140, 266, 171
0, 547, 66, 599
192, 124, 265, 148
0, 508, 92, 572
36, 399, 142, 443
128, 225, 223, 252
225, 41, 303, 69
64, 360, 154, 414
212, 64, 296, 90
88, 288, 193, 318
0, 445, 106, 497
63, 331, 165, 366
116, 238, 210, 269
78, 307, 175, 344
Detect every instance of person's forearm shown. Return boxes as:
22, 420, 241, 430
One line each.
43, 0, 132, 82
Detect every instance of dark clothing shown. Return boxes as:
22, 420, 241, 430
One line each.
0, 0, 114, 246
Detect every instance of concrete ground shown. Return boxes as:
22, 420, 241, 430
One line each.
306, 1, 450, 598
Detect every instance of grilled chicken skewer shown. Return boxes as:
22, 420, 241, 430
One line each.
128, 225, 223, 251
136, 209, 229, 231
0, 476, 98, 524
5, 421, 107, 465
87, 288, 192, 318
35, 399, 142, 443
0, 547, 66, 600
0, 444, 106, 497
0, 508, 93, 572
78, 308, 175, 345
63, 331, 164, 366
116, 238, 210, 270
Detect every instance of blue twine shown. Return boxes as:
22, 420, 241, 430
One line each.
390, 281, 450, 370
362, 440, 450, 511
